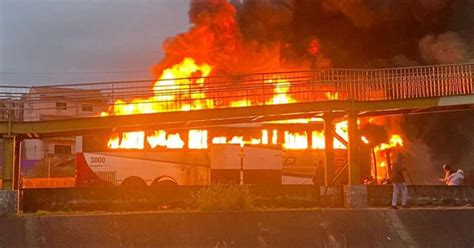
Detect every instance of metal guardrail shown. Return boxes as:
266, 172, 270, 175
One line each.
0, 63, 472, 120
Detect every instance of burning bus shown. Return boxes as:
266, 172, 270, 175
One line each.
76, 126, 338, 187
75, 120, 402, 187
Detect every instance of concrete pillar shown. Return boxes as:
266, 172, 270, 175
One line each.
13, 138, 21, 190
323, 114, 335, 186
2, 136, 16, 190
1, 136, 19, 214
347, 112, 360, 185
0, 190, 19, 214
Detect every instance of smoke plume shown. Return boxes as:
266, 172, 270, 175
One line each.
153, 0, 287, 76
154, 0, 473, 75
419, 31, 470, 64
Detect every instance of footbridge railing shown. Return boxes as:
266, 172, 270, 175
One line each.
0, 63, 472, 120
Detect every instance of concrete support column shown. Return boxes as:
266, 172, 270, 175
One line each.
323, 114, 335, 186
347, 112, 360, 185
2, 136, 17, 190
1, 136, 19, 214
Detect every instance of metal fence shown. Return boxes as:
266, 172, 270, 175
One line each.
0, 63, 472, 120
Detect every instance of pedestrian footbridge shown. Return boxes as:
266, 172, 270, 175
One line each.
0, 63, 472, 138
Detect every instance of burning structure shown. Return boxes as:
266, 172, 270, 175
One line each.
74, 0, 474, 186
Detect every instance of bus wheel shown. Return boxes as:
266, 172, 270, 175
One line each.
120, 176, 148, 189
151, 176, 178, 187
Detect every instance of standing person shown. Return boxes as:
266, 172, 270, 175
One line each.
391, 148, 408, 209
439, 164, 456, 185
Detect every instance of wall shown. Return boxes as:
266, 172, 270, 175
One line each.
368, 185, 474, 206
20, 185, 474, 212
23, 140, 44, 160
0, 209, 473, 247
21, 185, 343, 212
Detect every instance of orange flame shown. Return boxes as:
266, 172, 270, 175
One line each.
266, 78, 295, 105
230, 99, 252, 107
104, 51, 345, 149
325, 92, 339, 100
106, 123, 368, 151
261, 130, 269, 145
108, 131, 145, 149
311, 131, 325, 149
102, 57, 213, 117
334, 121, 348, 149
147, 130, 167, 149
166, 133, 185, 149
146, 130, 185, 149
103, 54, 368, 151
229, 136, 244, 147
370, 134, 404, 183
283, 131, 308, 149
272, 129, 278, 145
375, 134, 403, 151
188, 129, 208, 149
105, 58, 212, 148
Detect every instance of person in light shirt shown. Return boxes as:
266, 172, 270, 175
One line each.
447, 169, 464, 186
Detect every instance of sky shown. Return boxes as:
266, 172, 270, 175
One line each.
0, 0, 189, 86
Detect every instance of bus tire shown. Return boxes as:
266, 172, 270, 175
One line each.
120, 176, 148, 189
151, 176, 178, 187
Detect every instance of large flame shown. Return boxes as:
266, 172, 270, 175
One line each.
102, 53, 383, 151
107, 121, 357, 150
146, 130, 185, 149
312, 131, 325, 149
104, 58, 213, 148
147, 130, 168, 149
108, 131, 145, 150
266, 78, 295, 105
375, 134, 403, 151
188, 129, 208, 149
104, 57, 303, 147
283, 131, 308, 150
102, 57, 213, 117
369, 134, 405, 181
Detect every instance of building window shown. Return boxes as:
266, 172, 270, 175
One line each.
55, 102, 67, 110
54, 145, 71, 155
82, 104, 93, 112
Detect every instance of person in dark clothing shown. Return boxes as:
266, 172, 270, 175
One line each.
391, 149, 408, 209
439, 164, 456, 185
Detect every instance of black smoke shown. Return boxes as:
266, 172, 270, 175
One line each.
402, 110, 474, 166
231, 0, 473, 68
157, 0, 473, 73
